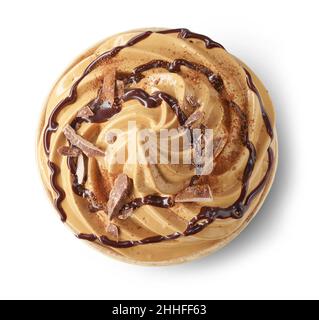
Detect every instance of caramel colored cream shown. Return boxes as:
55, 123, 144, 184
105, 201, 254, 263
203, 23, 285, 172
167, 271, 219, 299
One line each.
37, 29, 277, 265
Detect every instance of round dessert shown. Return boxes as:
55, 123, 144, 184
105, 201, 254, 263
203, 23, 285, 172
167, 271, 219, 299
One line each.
37, 28, 278, 265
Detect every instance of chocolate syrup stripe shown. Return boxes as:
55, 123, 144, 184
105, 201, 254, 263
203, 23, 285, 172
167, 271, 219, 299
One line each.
123, 59, 223, 92
48, 161, 67, 222
159, 28, 225, 49
244, 69, 274, 140
43, 28, 275, 247
122, 89, 188, 125
121, 196, 174, 213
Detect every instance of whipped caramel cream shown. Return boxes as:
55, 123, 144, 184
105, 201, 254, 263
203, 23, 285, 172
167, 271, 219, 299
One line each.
37, 28, 278, 265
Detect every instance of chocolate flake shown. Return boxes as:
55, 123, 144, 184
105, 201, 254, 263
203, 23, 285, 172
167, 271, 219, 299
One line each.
63, 125, 105, 158
107, 174, 133, 220
57, 146, 81, 157
106, 223, 119, 240
175, 184, 213, 203
77, 106, 94, 119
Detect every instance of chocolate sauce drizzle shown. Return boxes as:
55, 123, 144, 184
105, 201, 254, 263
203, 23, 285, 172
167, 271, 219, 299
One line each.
121, 195, 175, 213
88, 99, 122, 124
244, 69, 274, 140
48, 161, 67, 222
122, 59, 224, 92
159, 28, 225, 50
44, 28, 275, 248
122, 89, 188, 125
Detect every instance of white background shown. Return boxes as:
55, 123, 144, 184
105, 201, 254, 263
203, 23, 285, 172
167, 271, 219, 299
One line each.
0, 0, 318, 300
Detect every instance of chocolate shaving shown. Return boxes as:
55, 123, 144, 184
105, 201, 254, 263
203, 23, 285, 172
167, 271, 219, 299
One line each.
106, 223, 119, 240
77, 106, 94, 119
63, 125, 105, 158
107, 174, 133, 220
175, 184, 213, 203
184, 110, 204, 128
101, 71, 116, 105
57, 146, 81, 157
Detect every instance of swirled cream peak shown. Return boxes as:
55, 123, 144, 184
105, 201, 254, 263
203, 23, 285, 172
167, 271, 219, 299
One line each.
37, 28, 277, 265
